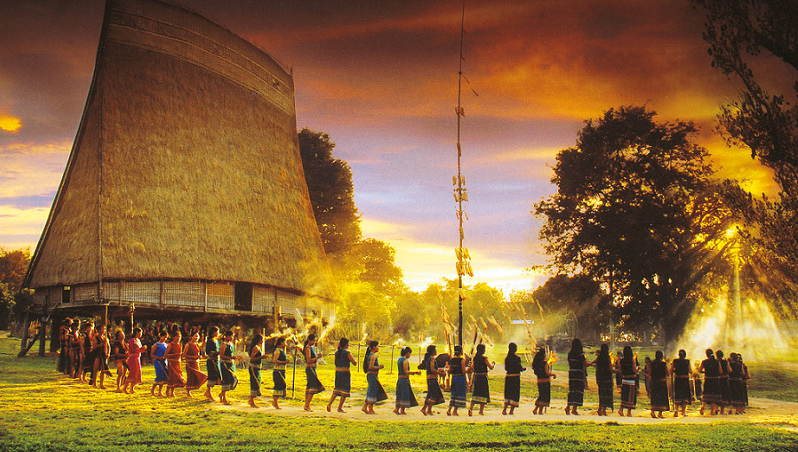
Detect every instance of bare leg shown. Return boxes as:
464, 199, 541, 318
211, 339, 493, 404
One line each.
337, 396, 346, 413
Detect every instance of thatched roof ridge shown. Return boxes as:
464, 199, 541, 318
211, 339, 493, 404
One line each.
24, 0, 336, 301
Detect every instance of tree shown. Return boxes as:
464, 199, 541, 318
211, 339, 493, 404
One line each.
298, 128, 361, 255
530, 274, 608, 341
0, 248, 31, 328
693, 0, 798, 294
534, 106, 740, 344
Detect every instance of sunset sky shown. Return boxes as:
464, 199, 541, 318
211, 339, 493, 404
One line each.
0, 0, 782, 293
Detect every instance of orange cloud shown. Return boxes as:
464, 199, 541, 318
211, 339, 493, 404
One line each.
0, 114, 22, 133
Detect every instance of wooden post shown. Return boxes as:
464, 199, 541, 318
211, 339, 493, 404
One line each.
18, 311, 30, 357
389, 345, 395, 374
38, 315, 47, 357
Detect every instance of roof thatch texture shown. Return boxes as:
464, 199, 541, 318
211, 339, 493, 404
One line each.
25, 0, 336, 300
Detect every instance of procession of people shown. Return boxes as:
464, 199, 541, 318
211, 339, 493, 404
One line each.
56, 319, 752, 418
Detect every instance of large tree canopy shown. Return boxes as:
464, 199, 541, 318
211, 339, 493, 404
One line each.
534, 106, 739, 344
298, 128, 361, 255
693, 0, 798, 297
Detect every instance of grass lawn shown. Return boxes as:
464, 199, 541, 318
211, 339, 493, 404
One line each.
0, 336, 796, 451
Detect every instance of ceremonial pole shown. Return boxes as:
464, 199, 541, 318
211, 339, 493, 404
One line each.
453, 0, 472, 347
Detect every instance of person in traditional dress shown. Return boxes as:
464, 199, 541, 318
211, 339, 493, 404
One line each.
566, 338, 594, 415
446, 345, 468, 416
728, 353, 746, 414
394, 347, 420, 415
671, 349, 693, 417
150, 330, 168, 396
693, 360, 703, 403
219, 330, 238, 405
467, 343, 494, 416
204, 326, 222, 402
595, 344, 614, 416
420, 344, 445, 416
328, 337, 357, 413
248, 333, 264, 408
67, 321, 81, 378
96, 324, 112, 389
502, 342, 526, 415
649, 351, 670, 418
302, 333, 325, 411
271, 337, 288, 409
740, 353, 750, 409
716, 349, 731, 414
699, 348, 721, 415
165, 331, 186, 397
57, 318, 70, 374
123, 327, 143, 394
618, 345, 639, 417
79, 322, 95, 384
182, 331, 207, 397
362, 340, 387, 414
532, 347, 556, 415
111, 330, 128, 393
643, 356, 652, 399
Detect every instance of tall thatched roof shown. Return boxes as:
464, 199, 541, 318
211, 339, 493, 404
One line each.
24, 0, 336, 300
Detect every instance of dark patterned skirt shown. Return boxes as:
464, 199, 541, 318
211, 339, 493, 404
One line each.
249, 364, 262, 398
206, 358, 221, 387
425, 377, 445, 405
365, 373, 388, 403
395, 377, 418, 408
220, 361, 238, 391
333, 370, 351, 397
567, 369, 585, 407
621, 377, 637, 409
272, 368, 286, 397
449, 375, 467, 408
504, 375, 521, 407
471, 373, 490, 405
719, 376, 730, 406
729, 378, 746, 408
650, 379, 670, 411
673, 376, 693, 404
154, 359, 168, 384
305, 367, 325, 395
702, 377, 722, 404
536, 379, 551, 408
597, 376, 614, 410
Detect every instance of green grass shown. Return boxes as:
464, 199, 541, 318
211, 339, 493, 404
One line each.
0, 336, 796, 452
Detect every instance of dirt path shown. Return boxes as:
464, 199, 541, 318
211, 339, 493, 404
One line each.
218, 394, 798, 427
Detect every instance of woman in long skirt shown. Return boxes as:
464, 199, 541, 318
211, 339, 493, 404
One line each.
183, 331, 207, 397
248, 333, 264, 408
446, 346, 468, 416
468, 344, 494, 416
420, 345, 445, 415
394, 347, 420, 415
362, 341, 387, 414
595, 344, 614, 416
328, 337, 357, 413
111, 330, 128, 393
671, 349, 692, 417
303, 333, 325, 411
618, 345, 639, 417
716, 350, 731, 414
80, 323, 94, 384
57, 319, 70, 373
649, 351, 670, 418
740, 354, 750, 409
165, 332, 186, 397
728, 353, 746, 414
532, 347, 556, 415
67, 321, 81, 378
204, 326, 222, 402
503, 342, 526, 415
93, 324, 111, 389
699, 348, 721, 415
271, 337, 288, 409
123, 328, 143, 394
150, 330, 168, 397
566, 338, 594, 415
219, 330, 238, 405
